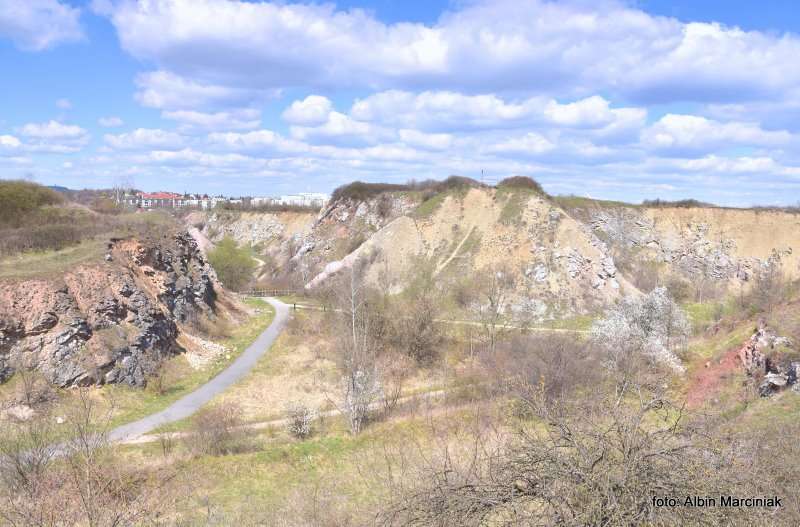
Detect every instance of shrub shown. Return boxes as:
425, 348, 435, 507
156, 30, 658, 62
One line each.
0, 180, 64, 228
207, 237, 256, 291
285, 402, 314, 439
185, 403, 250, 456
641, 198, 715, 208
496, 176, 546, 195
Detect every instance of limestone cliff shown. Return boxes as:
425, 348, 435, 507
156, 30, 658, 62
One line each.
0, 231, 233, 387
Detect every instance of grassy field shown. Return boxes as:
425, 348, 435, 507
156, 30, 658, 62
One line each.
0, 210, 175, 280
120, 401, 496, 524
0, 239, 106, 279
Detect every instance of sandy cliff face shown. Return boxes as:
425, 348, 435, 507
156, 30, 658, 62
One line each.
0, 231, 232, 387
305, 188, 634, 317
191, 189, 800, 317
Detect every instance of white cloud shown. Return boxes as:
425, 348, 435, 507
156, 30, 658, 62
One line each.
398, 129, 453, 151
97, 0, 800, 106
641, 114, 792, 155
56, 98, 72, 109
0, 0, 83, 51
16, 120, 89, 153
290, 111, 384, 145
162, 109, 261, 131
0, 134, 22, 150
207, 130, 307, 154
104, 128, 184, 150
98, 116, 124, 127
20, 120, 87, 139
134, 70, 271, 111
282, 95, 333, 126
484, 132, 555, 156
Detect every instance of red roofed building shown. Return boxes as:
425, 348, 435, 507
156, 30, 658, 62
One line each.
137, 192, 185, 209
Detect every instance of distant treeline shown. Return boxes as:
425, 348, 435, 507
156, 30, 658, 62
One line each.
330, 175, 547, 202
214, 201, 321, 213
641, 198, 716, 208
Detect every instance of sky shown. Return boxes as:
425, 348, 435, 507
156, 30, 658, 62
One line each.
1, 1, 800, 205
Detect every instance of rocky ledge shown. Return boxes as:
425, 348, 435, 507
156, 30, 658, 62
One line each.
0, 231, 223, 388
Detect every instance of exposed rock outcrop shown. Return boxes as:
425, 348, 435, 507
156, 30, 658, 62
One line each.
737, 321, 797, 397
0, 231, 227, 388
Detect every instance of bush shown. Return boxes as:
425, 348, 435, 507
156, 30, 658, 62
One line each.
641, 198, 715, 208
330, 176, 483, 203
185, 403, 250, 456
0, 180, 63, 228
496, 176, 546, 195
285, 402, 314, 439
207, 237, 256, 291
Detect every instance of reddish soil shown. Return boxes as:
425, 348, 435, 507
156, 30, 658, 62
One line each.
686, 347, 743, 409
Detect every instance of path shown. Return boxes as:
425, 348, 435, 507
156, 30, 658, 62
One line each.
108, 298, 290, 442
123, 388, 450, 445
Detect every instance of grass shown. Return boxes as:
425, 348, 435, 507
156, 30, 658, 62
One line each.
101, 298, 275, 429
0, 239, 106, 279
497, 185, 537, 225
0, 298, 276, 436
411, 190, 448, 218
120, 403, 487, 523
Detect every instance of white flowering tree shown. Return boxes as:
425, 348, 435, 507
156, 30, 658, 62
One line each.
592, 287, 689, 373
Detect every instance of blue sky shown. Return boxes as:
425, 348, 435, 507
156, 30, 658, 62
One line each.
1, 0, 800, 205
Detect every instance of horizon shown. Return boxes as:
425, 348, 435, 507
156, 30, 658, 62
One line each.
2, 0, 800, 206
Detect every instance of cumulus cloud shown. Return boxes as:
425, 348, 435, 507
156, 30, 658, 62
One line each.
104, 128, 185, 150
20, 120, 86, 139
96, 0, 800, 107
207, 130, 307, 155
98, 116, 124, 127
0, 134, 22, 151
0, 0, 83, 51
134, 71, 272, 111
641, 114, 792, 156
162, 109, 261, 131
17, 120, 89, 153
282, 95, 333, 126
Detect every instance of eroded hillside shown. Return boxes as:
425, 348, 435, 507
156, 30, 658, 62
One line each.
0, 231, 241, 387
189, 181, 800, 319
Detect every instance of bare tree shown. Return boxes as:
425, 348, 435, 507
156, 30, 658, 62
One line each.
0, 389, 182, 527
472, 265, 516, 355
377, 378, 754, 527
330, 263, 384, 435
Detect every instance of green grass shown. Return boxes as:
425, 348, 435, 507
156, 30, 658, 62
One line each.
104, 298, 275, 428
496, 186, 537, 225
552, 194, 632, 210
535, 314, 595, 332
411, 191, 448, 218
276, 294, 319, 306
0, 239, 106, 279
120, 406, 477, 522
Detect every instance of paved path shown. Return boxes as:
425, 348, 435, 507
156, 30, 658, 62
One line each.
109, 298, 289, 443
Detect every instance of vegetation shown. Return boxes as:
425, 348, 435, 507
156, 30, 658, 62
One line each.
207, 237, 257, 291
331, 176, 483, 203
642, 198, 717, 208
496, 175, 546, 195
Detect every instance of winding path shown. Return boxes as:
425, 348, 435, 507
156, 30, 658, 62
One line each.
108, 298, 290, 443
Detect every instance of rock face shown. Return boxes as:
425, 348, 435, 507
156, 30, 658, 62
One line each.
571, 206, 800, 287
737, 321, 797, 397
0, 231, 223, 388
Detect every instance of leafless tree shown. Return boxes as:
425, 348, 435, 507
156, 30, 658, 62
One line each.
0, 389, 182, 527
329, 263, 384, 435
377, 376, 760, 527
472, 264, 516, 355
